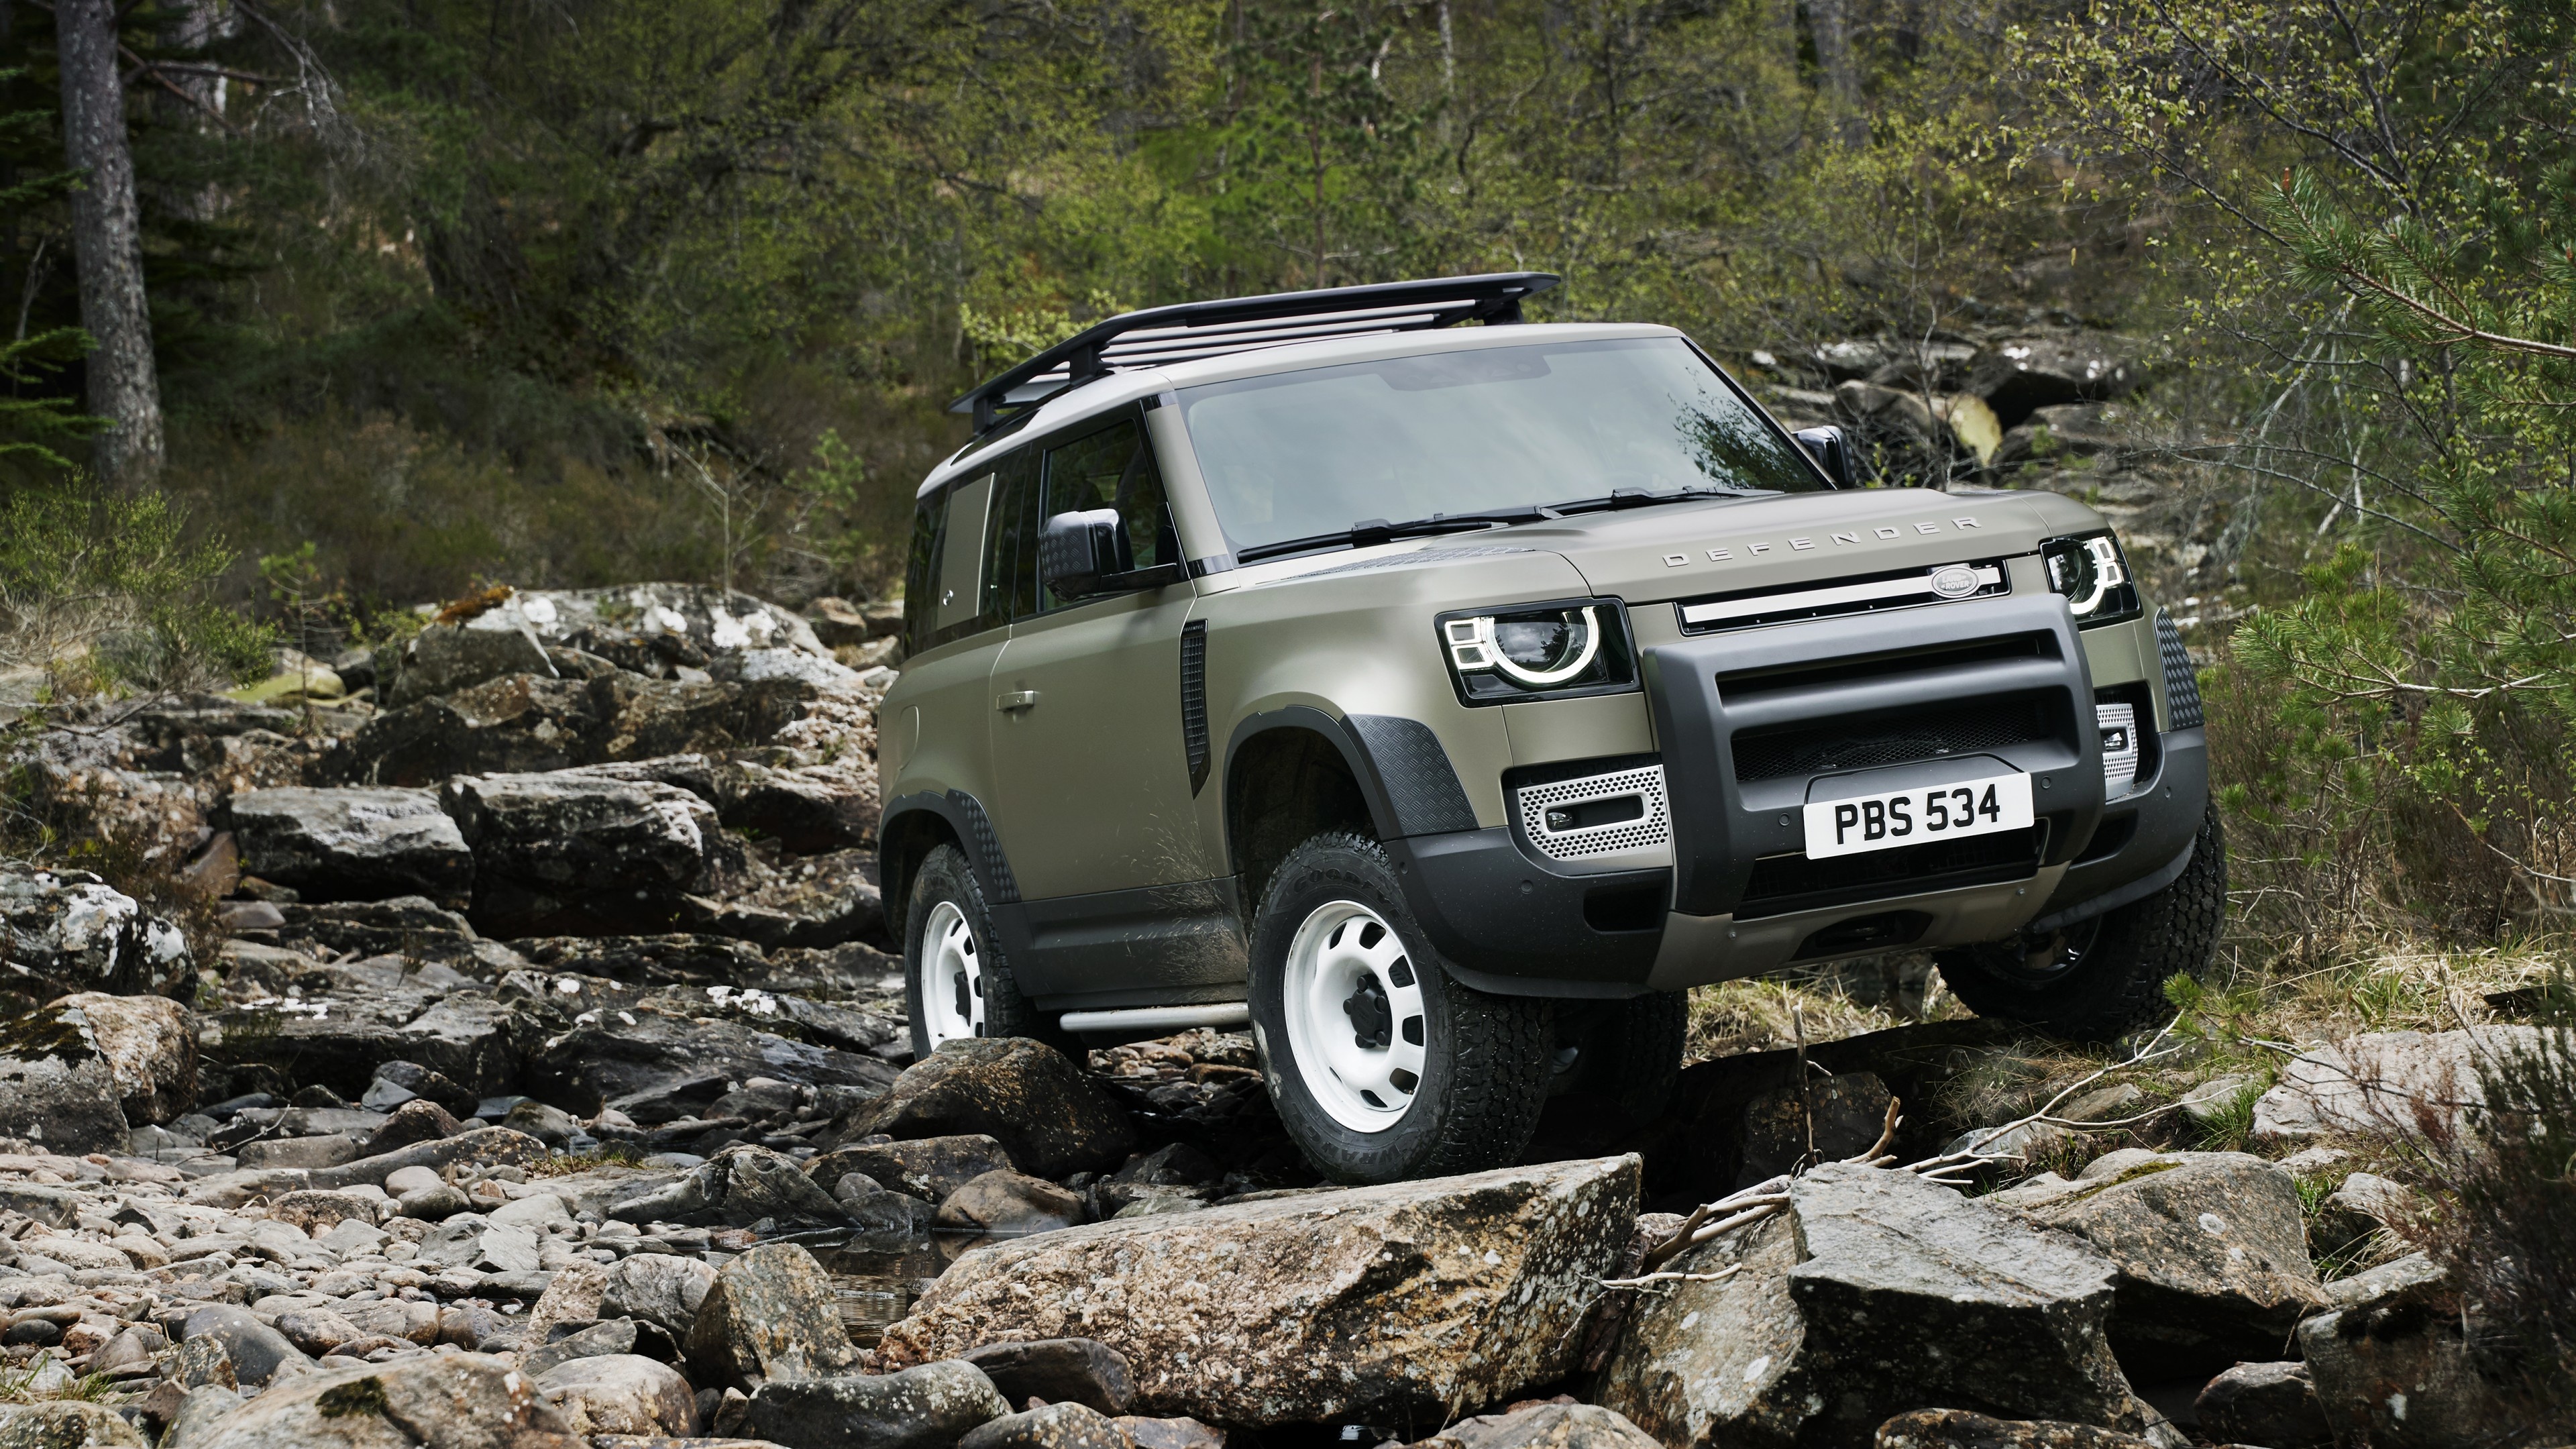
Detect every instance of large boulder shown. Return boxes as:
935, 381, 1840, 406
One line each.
684, 1242, 863, 1389
504, 971, 898, 1120
178, 1352, 581, 1449
857, 1038, 1136, 1179
204, 957, 520, 1097
1986, 1150, 2322, 1377
936, 1171, 1085, 1235
961, 1338, 1135, 1415
512, 584, 835, 678
439, 771, 716, 935
329, 674, 600, 786
1964, 333, 2153, 425
1, 866, 191, 998
0, 1030, 128, 1155
26, 991, 196, 1124
1595, 1164, 2161, 1449
223, 787, 474, 904
745, 1360, 1009, 1449
2192, 1362, 2330, 1449
877, 1156, 1640, 1425
598, 1252, 720, 1340
2292, 1255, 2535, 1448
2253, 1027, 2548, 1144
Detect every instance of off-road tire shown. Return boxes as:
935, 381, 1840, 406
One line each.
1248, 832, 1554, 1183
904, 844, 1065, 1057
1550, 991, 1688, 1131
1935, 802, 2227, 1040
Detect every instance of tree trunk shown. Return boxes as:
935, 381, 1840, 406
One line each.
56, 0, 163, 482
1806, 0, 1868, 146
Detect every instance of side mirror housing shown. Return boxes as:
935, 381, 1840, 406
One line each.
1039, 508, 1130, 600
1794, 425, 1859, 488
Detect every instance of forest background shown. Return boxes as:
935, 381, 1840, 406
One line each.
1, 0, 2573, 961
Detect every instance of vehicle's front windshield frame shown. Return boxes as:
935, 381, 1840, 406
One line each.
1170, 333, 1832, 564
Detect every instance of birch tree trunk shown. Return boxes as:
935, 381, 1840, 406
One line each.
56, 0, 164, 482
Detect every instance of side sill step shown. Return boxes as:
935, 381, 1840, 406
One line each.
1057, 1003, 1251, 1034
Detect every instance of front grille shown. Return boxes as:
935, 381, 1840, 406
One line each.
2157, 609, 2204, 729
1731, 695, 2052, 784
1737, 825, 2045, 919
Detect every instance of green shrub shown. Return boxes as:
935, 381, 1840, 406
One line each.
0, 484, 272, 696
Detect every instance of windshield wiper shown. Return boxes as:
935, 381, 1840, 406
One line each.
1234, 506, 1551, 564
1540, 484, 1774, 517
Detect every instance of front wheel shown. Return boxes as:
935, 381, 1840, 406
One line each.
1248, 833, 1554, 1183
904, 844, 1063, 1058
1933, 801, 2227, 1040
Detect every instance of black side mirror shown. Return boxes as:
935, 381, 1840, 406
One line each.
1794, 426, 1859, 488
1039, 508, 1130, 600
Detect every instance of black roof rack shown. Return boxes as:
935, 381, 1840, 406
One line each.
948, 272, 1562, 433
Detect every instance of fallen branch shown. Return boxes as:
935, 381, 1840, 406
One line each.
1593, 1264, 1743, 1291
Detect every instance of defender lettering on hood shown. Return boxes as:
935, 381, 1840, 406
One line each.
1662, 515, 1988, 568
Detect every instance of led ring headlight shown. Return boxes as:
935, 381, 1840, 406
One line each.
1445, 607, 1603, 686
2041, 531, 2143, 627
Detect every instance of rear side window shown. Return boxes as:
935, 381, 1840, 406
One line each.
981, 447, 1042, 623
1039, 417, 1178, 612
902, 494, 941, 657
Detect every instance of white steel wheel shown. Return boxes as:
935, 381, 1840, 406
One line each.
918, 899, 985, 1046
1282, 899, 1430, 1133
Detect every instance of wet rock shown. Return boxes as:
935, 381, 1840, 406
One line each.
205, 957, 519, 1097
2252, 1026, 2547, 1144
938, 1171, 1086, 1235
683, 849, 883, 949
1989, 1150, 2322, 1377
0, 1050, 127, 1155
380, 612, 557, 708
32, 990, 197, 1124
180, 1303, 313, 1388
275, 897, 485, 965
959, 1402, 1132, 1449
508, 973, 897, 1120
222, 787, 474, 905
612, 1145, 865, 1229
331, 674, 602, 786
2192, 1362, 2329, 1449
600, 1253, 720, 1340
837, 1178, 938, 1232
509, 932, 770, 988
1871, 1409, 2159, 1449
858, 1039, 1136, 1179
0, 866, 192, 998
366, 1098, 464, 1155
178, 1352, 581, 1449
806, 1136, 1014, 1203
714, 763, 879, 857
879, 1157, 1638, 1425
745, 1360, 1009, 1449
441, 771, 716, 936
537, 1354, 700, 1438
961, 1338, 1135, 1415
684, 1242, 863, 1389
0, 1401, 151, 1448
1417, 1403, 1663, 1449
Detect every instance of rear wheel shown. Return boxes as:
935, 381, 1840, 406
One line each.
1249, 833, 1554, 1183
1935, 802, 2226, 1040
904, 844, 1061, 1057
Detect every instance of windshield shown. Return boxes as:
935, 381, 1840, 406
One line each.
1177, 336, 1825, 557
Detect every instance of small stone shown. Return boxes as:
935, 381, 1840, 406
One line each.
1114, 1417, 1227, 1449
747, 1360, 1010, 1449
400, 1183, 474, 1220
857, 1039, 1136, 1179
1418, 1403, 1665, 1449
1870, 1408, 2160, 1448
536, 1352, 701, 1437
276, 1307, 364, 1356
961, 1401, 1135, 1449
2193, 1361, 2330, 1449
384, 1164, 445, 1195
523, 1318, 639, 1378
0, 1401, 151, 1448
174, 1350, 576, 1449
504, 1100, 583, 1146
600, 1252, 720, 1341
235, 1133, 362, 1171
938, 1171, 1085, 1236
684, 1242, 862, 1389
807, 1135, 1017, 1203
366, 1098, 464, 1156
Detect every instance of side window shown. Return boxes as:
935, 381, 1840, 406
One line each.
1039, 417, 1179, 612
902, 490, 945, 657
933, 473, 995, 638
980, 447, 1042, 623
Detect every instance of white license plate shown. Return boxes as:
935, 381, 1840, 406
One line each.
1803, 772, 2034, 859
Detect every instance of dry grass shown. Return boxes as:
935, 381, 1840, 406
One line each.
1684, 952, 1972, 1062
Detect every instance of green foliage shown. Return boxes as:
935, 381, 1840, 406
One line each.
0, 484, 272, 694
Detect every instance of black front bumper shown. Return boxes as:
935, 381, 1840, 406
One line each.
1385, 593, 2210, 996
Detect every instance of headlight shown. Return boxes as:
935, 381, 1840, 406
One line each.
1438, 598, 1638, 704
2042, 531, 2141, 626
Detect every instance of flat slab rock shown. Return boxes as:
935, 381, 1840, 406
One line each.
2252, 1026, 2548, 1142
877, 1155, 1641, 1426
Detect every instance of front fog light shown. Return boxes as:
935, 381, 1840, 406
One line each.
1439, 599, 1637, 704
2043, 531, 2142, 625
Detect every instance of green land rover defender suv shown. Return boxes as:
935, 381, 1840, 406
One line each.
875, 273, 2222, 1184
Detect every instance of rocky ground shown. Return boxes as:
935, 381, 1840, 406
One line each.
1, 576, 2561, 1449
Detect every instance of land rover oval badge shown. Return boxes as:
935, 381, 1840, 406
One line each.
1931, 564, 1981, 598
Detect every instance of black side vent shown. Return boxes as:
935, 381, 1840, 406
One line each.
1180, 621, 1211, 794
2157, 610, 2204, 729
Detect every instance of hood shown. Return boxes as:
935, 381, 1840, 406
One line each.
1503, 487, 2092, 604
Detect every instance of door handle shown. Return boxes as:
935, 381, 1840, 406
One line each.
996, 690, 1038, 712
